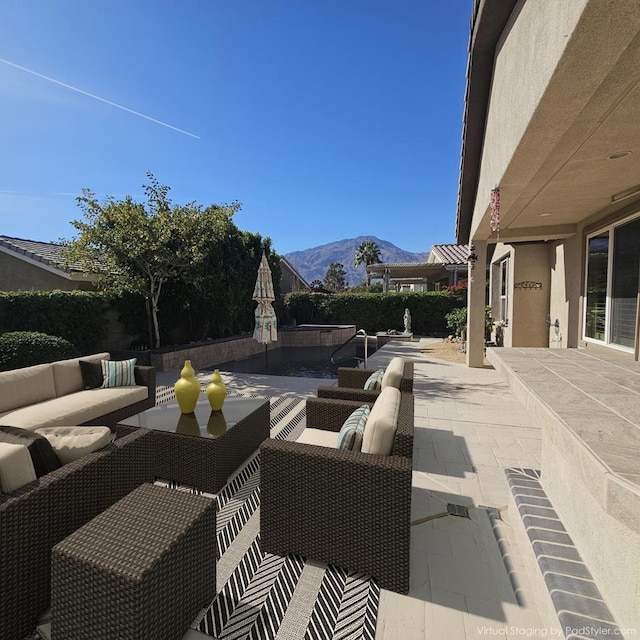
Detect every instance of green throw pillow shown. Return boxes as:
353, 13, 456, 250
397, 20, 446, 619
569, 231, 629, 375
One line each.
363, 369, 384, 391
101, 358, 137, 388
336, 405, 370, 451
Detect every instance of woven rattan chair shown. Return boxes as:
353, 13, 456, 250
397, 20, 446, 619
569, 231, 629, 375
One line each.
260, 393, 414, 594
317, 360, 414, 403
0, 425, 155, 640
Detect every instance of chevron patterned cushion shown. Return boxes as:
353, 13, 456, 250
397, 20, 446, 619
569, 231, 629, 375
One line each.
363, 369, 384, 391
337, 405, 370, 451
101, 358, 137, 388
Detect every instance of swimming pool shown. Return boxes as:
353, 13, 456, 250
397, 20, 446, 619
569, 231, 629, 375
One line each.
206, 343, 378, 378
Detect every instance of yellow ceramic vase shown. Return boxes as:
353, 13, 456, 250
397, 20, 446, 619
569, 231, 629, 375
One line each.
206, 369, 227, 411
174, 360, 200, 414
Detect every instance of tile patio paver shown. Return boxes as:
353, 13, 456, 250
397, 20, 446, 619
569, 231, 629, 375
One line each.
157, 340, 564, 639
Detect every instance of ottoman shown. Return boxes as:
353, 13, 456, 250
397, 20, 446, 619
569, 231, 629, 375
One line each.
51, 483, 216, 640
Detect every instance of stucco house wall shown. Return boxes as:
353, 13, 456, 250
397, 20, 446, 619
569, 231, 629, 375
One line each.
0, 250, 92, 292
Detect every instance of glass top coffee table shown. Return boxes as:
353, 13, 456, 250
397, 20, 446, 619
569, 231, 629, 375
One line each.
119, 396, 270, 494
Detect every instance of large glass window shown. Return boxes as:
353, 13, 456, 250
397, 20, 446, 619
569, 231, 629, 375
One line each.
585, 234, 608, 341
611, 218, 640, 347
584, 214, 640, 349
499, 258, 509, 323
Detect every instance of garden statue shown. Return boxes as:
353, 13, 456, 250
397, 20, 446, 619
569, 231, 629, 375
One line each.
403, 308, 411, 334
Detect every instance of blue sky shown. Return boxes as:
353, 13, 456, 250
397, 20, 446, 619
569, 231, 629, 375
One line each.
0, 0, 473, 256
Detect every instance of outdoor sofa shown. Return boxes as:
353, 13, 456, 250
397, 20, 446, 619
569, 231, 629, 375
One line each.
317, 356, 414, 403
0, 424, 155, 640
0, 352, 156, 431
260, 386, 414, 593
0, 353, 157, 639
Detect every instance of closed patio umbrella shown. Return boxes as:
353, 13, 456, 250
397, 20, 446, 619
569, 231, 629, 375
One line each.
252, 252, 277, 370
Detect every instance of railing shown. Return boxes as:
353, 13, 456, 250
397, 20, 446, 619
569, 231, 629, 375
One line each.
330, 329, 371, 368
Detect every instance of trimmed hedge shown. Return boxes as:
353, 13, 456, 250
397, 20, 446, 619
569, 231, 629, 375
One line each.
0, 331, 79, 371
284, 291, 466, 335
0, 291, 110, 354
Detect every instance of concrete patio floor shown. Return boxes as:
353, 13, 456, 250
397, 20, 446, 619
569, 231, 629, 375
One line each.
158, 339, 565, 639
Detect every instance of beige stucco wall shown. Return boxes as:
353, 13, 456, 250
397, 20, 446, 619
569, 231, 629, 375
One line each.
511, 244, 551, 347
549, 234, 583, 348
490, 243, 552, 347
470, 0, 588, 239
0, 251, 92, 291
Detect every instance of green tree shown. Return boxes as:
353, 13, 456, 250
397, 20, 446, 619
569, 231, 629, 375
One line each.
353, 240, 382, 286
63, 172, 241, 348
324, 262, 347, 292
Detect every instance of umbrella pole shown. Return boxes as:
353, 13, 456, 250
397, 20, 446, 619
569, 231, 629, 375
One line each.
265, 344, 268, 373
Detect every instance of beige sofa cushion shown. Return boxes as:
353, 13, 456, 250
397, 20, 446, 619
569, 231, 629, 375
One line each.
296, 428, 340, 448
35, 426, 113, 464
381, 357, 404, 390
0, 363, 56, 414
362, 386, 401, 455
0, 386, 148, 430
52, 352, 110, 397
0, 442, 38, 492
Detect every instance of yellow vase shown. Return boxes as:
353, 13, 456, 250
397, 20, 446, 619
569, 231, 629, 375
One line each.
174, 359, 200, 414
207, 410, 227, 438
206, 369, 227, 411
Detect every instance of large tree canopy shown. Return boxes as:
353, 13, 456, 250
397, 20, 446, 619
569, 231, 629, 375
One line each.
63, 173, 247, 347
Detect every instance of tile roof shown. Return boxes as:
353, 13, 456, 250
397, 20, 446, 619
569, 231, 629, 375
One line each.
430, 244, 470, 265
0, 235, 84, 272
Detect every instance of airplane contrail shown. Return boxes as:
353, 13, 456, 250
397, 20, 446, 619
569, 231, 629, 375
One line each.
0, 57, 201, 139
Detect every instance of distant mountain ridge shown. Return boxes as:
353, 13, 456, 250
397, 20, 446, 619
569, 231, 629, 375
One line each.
284, 236, 429, 287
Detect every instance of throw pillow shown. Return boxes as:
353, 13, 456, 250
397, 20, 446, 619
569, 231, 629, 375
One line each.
79, 359, 104, 389
34, 426, 114, 464
0, 425, 61, 480
101, 358, 137, 388
0, 443, 37, 492
363, 369, 384, 391
337, 405, 370, 451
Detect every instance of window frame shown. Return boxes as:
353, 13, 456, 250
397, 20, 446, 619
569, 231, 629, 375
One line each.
583, 211, 640, 352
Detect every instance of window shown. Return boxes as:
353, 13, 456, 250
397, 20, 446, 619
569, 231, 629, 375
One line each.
584, 214, 640, 349
499, 258, 509, 323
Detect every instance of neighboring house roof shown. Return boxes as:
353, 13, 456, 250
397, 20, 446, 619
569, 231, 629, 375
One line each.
279, 255, 310, 289
429, 244, 470, 265
0, 235, 89, 278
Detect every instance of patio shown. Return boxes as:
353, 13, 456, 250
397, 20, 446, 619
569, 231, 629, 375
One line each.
32, 339, 635, 639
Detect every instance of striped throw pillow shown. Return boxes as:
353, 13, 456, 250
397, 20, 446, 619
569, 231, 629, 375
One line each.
363, 369, 384, 391
336, 405, 370, 451
101, 358, 137, 388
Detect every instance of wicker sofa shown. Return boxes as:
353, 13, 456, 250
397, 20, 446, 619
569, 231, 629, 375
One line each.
260, 388, 414, 593
0, 424, 155, 640
316, 357, 414, 403
0, 352, 156, 431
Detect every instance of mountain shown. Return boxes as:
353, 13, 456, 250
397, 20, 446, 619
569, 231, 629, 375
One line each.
284, 236, 429, 288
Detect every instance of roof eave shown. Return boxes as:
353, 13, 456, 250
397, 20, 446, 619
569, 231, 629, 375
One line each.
455, 0, 519, 244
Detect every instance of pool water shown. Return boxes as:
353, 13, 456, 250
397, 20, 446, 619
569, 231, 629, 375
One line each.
207, 344, 378, 378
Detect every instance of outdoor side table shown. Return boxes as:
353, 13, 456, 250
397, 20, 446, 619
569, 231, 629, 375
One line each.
51, 483, 216, 640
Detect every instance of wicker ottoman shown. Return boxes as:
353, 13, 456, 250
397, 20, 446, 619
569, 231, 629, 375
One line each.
51, 483, 216, 640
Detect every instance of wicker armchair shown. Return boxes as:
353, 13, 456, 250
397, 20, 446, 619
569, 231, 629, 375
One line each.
317, 360, 414, 403
0, 425, 155, 640
260, 392, 414, 593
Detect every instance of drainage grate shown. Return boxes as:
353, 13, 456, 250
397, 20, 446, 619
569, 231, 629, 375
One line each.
446, 503, 470, 518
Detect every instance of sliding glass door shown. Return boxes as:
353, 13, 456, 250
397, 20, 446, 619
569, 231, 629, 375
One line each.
584, 214, 640, 350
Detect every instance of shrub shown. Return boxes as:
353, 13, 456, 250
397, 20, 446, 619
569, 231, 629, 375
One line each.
284, 291, 466, 335
0, 331, 79, 371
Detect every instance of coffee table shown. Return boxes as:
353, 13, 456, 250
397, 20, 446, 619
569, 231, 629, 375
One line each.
119, 396, 270, 494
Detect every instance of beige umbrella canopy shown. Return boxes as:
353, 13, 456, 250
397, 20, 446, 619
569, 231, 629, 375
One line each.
252, 252, 278, 350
